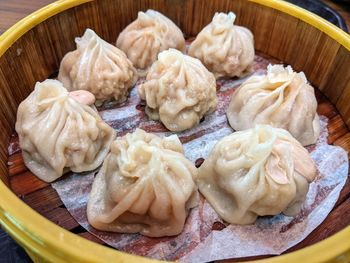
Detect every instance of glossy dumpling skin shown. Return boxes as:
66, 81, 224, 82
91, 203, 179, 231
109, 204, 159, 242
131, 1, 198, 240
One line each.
227, 64, 320, 146
197, 125, 316, 225
188, 12, 254, 78
58, 29, 137, 103
87, 129, 198, 237
116, 9, 186, 75
138, 49, 218, 132
15, 79, 116, 182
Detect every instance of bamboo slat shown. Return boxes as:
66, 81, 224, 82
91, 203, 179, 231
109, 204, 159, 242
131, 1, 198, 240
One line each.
323, 46, 350, 107
328, 115, 348, 144
22, 186, 62, 214
78, 232, 105, 244
8, 152, 26, 177
334, 133, 350, 154
43, 207, 79, 231
335, 177, 350, 207
10, 171, 48, 196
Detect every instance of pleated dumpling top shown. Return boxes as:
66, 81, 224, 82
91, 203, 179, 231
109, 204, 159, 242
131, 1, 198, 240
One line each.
58, 29, 137, 104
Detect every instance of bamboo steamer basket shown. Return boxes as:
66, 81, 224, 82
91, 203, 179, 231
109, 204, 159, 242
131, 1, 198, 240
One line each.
0, 0, 349, 262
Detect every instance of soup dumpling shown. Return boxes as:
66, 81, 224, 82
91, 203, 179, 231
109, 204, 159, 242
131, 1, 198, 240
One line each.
138, 49, 218, 132
87, 129, 198, 237
188, 12, 254, 78
227, 64, 320, 146
58, 29, 137, 104
15, 79, 116, 182
197, 125, 316, 225
116, 10, 186, 75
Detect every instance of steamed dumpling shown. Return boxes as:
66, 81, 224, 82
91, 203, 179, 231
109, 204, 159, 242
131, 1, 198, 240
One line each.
15, 79, 116, 182
116, 10, 186, 75
188, 12, 254, 78
197, 125, 316, 225
58, 29, 137, 103
138, 49, 218, 132
227, 64, 320, 146
87, 129, 198, 237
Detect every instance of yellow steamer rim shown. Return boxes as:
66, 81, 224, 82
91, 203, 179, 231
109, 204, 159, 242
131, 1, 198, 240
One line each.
0, 0, 349, 262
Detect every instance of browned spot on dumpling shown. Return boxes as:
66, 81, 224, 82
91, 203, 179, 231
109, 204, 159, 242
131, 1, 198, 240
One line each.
195, 158, 205, 168
136, 101, 146, 111
212, 221, 227, 231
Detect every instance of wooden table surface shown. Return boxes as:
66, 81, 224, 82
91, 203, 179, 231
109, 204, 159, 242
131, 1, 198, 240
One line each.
0, 0, 349, 35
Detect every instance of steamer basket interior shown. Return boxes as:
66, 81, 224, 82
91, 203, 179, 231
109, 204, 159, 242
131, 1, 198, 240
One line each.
0, 0, 349, 262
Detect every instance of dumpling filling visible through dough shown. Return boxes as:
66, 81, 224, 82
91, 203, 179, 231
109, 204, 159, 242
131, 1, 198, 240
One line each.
138, 49, 218, 132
